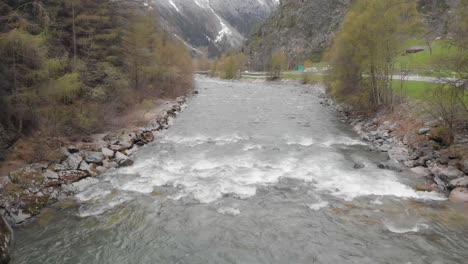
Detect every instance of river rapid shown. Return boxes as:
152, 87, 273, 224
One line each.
12, 78, 468, 264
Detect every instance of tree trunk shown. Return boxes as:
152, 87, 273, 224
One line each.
71, 2, 77, 68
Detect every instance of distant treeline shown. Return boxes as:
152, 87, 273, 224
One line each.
0, 0, 193, 137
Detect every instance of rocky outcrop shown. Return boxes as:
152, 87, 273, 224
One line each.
0, 214, 12, 264
0, 97, 188, 225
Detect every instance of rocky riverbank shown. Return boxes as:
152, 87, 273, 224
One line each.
318, 92, 468, 202
0, 96, 188, 228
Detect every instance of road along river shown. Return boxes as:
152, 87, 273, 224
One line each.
12, 77, 468, 264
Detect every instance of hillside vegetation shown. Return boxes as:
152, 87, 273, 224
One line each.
0, 0, 193, 158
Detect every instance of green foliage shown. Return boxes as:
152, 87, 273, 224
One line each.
268, 50, 288, 80
210, 53, 247, 80
46, 73, 82, 104
0, 0, 193, 138
326, 0, 422, 110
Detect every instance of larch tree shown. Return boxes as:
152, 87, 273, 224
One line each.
326, 0, 422, 110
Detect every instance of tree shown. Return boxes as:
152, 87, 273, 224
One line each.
64, 0, 80, 68
326, 0, 422, 110
427, 0, 468, 145
268, 50, 288, 80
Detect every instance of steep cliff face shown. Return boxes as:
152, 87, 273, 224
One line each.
417, 0, 459, 37
244, 0, 459, 70
245, 0, 351, 70
152, 0, 279, 56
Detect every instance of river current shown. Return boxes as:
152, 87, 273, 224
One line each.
12, 78, 468, 263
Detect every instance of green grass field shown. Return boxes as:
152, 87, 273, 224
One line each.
395, 39, 458, 74
392, 80, 438, 100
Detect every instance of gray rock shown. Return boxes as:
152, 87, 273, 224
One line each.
51, 163, 67, 172
388, 147, 409, 162
83, 151, 104, 164
9, 209, 32, 224
403, 160, 415, 168
78, 161, 98, 177
379, 144, 391, 152
62, 153, 83, 170
353, 162, 365, 169
103, 159, 118, 169
429, 164, 464, 179
58, 170, 88, 183
410, 166, 431, 177
124, 145, 139, 156
438, 156, 449, 165
115, 152, 134, 167
434, 175, 448, 189
424, 120, 439, 127
101, 147, 114, 158
449, 187, 468, 203
462, 160, 468, 175
418, 128, 431, 135
43, 170, 59, 180
449, 177, 468, 189
9, 166, 43, 185
378, 160, 404, 172
96, 166, 108, 174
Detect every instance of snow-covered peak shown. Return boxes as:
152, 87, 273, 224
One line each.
152, 0, 279, 56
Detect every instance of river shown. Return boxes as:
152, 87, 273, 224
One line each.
11, 78, 468, 263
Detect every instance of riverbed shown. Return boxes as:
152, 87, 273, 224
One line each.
11, 78, 468, 264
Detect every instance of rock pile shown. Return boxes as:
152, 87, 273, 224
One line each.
0, 97, 187, 225
319, 94, 468, 202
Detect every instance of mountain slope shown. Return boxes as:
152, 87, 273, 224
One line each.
153, 0, 279, 56
244, 0, 459, 71
245, 0, 351, 70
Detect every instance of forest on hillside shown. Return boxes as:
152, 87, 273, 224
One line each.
0, 0, 193, 153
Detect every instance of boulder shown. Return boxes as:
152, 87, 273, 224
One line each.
108, 133, 134, 151
377, 160, 404, 172
62, 153, 83, 170
96, 166, 108, 174
114, 152, 134, 167
353, 162, 365, 169
9, 166, 44, 186
429, 164, 464, 179
43, 170, 59, 180
124, 145, 139, 156
424, 120, 440, 127
462, 160, 468, 175
78, 162, 98, 177
388, 147, 409, 162
449, 177, 468, 189
58, 170, 88, 183
449, 187, 468, 203
418, 128, 431, 135
101, 147, 114, 158
51, 163, 67, 172
103, 159, 118, 169
415, 181, 437, 192
410, 166, 431, 177
134, 131, 154, 146
83, 151, 104, 164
